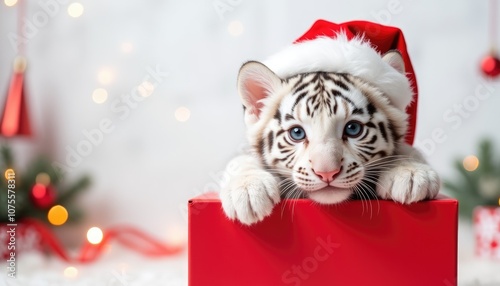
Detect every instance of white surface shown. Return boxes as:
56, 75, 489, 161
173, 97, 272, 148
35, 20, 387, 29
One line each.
4, 248, 187, 286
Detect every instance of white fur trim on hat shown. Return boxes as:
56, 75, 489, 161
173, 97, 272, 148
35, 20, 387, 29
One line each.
263, 33, 413, 112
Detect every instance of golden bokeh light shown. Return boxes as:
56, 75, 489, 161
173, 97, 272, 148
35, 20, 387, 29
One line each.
4, 168, 14, 180
166, 224, 186, 247
87, 227, 104, 244
92, 88, 108, 104
121, 42, 134, 54
463, 155, 479, 172
68, 2, 84, 18
48, 205, 69, 226
97, 68, 114, 85
174, 107, 191, 122
63, 266, 78, 278
228, 20, 244, 36
137, 81, 155, 97
4, 0, 17, 7
36, 172, 51, 186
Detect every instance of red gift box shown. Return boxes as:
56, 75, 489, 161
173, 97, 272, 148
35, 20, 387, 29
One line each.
474, 206, 500, 260
188, 193, 457, 286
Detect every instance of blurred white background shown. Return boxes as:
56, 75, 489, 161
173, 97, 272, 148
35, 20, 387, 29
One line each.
0, 0, 499, 248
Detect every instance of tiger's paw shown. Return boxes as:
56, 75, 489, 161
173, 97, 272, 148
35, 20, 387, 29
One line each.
376, 161, 440, 204
220, 170, 280, 225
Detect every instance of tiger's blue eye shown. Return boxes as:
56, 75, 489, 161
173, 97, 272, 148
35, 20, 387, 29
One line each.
344, 121, 363, 138
289, 126, 306, 141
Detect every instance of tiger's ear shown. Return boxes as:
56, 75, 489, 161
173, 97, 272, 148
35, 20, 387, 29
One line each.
382, 50, 405, 74
237, 61, 282, 126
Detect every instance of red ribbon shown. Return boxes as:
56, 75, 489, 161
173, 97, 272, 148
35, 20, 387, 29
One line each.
20, 218, 184, 263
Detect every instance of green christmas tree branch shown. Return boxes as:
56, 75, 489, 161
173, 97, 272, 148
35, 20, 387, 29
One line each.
444, 138, 500, 218
0, 143, 90, 223
57, 176, 91, 205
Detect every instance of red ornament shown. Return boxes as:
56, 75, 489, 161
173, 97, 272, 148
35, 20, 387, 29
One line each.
30, 183, 56, 209
481, 54, 500, 78
0, 57, 32, 137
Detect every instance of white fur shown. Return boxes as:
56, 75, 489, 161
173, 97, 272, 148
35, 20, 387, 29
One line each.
220, 155, 281, 225
263, 33, 413, 112
376, 143, 440, 204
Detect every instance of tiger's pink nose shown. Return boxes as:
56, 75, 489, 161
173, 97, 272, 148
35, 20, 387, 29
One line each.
313, 169, 341, 183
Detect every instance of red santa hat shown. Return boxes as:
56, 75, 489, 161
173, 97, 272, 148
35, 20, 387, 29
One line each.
263, 20, 418, 145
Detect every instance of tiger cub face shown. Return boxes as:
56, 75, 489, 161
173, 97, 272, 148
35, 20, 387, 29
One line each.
238, 52, 408, 204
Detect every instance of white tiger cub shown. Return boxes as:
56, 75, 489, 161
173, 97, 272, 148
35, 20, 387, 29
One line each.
220, 34, 440, 225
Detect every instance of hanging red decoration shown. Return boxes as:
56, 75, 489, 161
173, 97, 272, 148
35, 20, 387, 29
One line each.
0, 57, 32, 137
0, 0, 32, 137
480, 0, 500, 79
481, 54, 500, 78
30, 183, 56, 209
